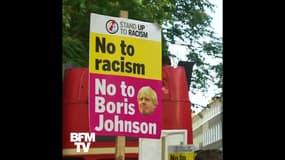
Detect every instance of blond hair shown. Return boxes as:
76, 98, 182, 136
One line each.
137, 86, 158, 106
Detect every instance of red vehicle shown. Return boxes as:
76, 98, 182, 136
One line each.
62, 64, 193, 160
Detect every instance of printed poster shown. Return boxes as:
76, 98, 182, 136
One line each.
89, 13, 162, 138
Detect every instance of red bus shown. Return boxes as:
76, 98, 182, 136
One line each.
63, 65, 193, 160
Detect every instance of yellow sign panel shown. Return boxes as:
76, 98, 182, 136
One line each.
89, 33, 161, 79
168, 152, 194, 160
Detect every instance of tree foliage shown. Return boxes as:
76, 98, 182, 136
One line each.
63, 0, 223, 109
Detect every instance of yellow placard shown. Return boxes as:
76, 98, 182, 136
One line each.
89, 33, 161, 80
168, 152, 194, 160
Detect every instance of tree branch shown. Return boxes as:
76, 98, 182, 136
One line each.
166, 40, 191, 47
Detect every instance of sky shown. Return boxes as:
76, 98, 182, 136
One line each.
168, 0, 223, 113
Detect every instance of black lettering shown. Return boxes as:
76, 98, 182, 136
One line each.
95, 59, 102, 70
133, 63, 145, 75
120, 57, 125, 72
125, 62, 132, 73
94, 57, 145, 75
112, 61, 120, 72
128, 30, 148, 38
95, 36, 116, 54
102, 60, 111, 71
96, 37, 106, 53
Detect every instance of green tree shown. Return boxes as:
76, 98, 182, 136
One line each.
63, 0, 223, 110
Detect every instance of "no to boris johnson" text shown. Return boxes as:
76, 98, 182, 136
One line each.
93, 78, 157, 135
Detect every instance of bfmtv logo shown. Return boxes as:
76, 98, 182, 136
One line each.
106, 20, 119, 34
70, 132, 96, 152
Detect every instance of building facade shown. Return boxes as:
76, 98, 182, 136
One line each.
192, 96, 223, 151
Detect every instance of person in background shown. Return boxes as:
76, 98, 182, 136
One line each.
137, 86, 158, 116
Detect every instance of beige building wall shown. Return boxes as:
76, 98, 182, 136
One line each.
192, 96, 223, 151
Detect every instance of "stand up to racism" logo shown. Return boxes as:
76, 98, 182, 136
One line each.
106, 20, 119, 34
